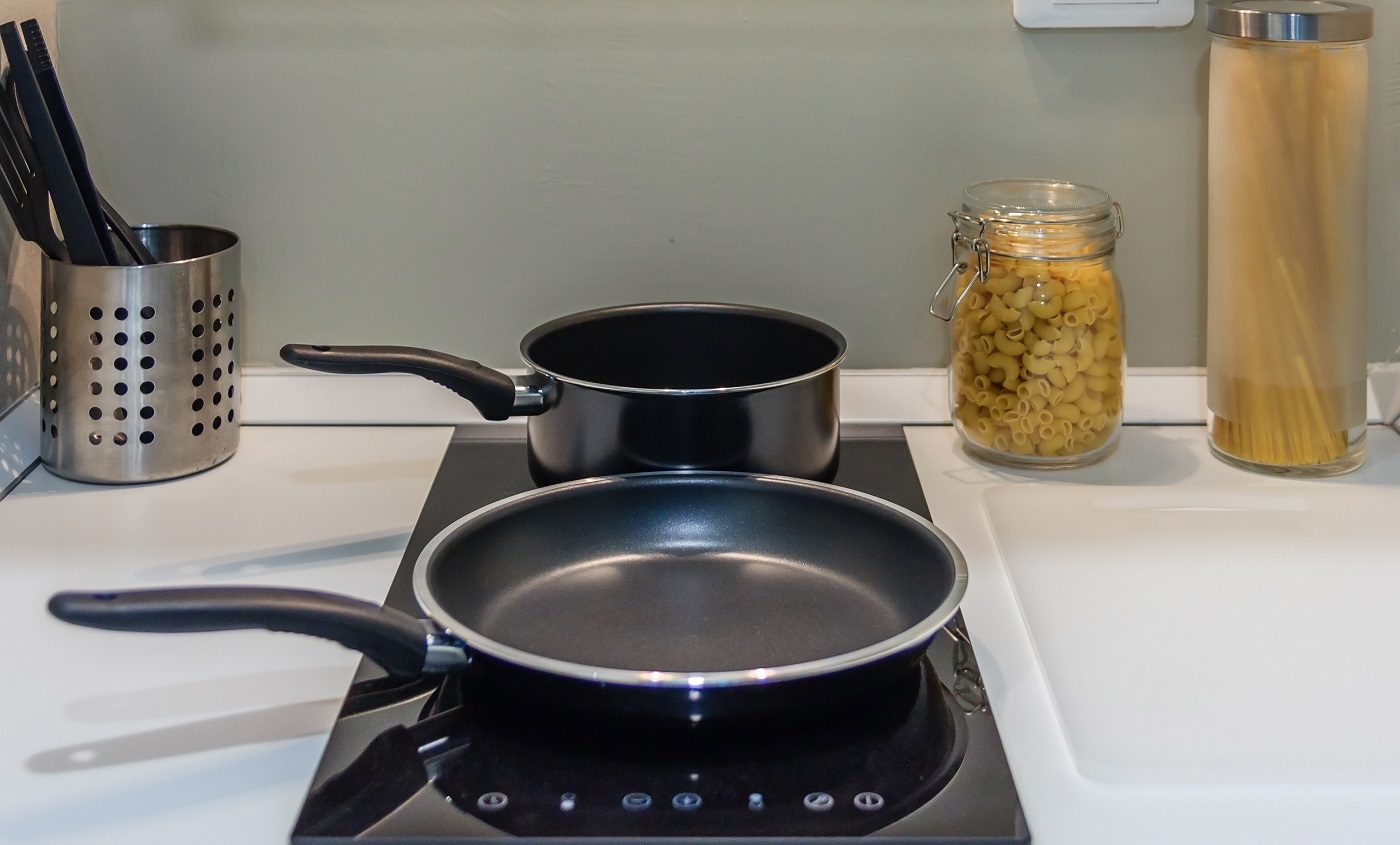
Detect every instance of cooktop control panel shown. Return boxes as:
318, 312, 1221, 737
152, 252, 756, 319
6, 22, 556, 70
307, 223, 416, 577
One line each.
420, 665, 966, 838
446, 786, 912, 838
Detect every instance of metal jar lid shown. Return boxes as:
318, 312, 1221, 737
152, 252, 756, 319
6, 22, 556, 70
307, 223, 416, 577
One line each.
1206, 0, 1372, 42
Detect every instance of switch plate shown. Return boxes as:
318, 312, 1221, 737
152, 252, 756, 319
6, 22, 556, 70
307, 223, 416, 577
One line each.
1013, 0, 1194, 28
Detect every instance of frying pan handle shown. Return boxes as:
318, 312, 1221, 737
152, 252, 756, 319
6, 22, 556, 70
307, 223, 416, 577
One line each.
48, 587, 430, 679
279, 344, 520, 421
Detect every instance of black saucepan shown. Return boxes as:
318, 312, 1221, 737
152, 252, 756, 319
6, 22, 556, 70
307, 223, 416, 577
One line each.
278, 302, 846, 485
50, 473, 967, 723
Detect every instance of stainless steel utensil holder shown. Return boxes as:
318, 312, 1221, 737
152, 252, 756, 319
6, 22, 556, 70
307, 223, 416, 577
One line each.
39, 224, 241, 483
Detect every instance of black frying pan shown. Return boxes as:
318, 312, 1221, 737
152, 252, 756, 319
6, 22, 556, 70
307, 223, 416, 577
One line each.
279, 302, 846, 486
49, 473, 966, 722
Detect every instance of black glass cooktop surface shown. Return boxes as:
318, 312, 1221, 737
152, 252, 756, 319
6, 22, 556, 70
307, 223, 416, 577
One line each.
291, 427, 1028, 843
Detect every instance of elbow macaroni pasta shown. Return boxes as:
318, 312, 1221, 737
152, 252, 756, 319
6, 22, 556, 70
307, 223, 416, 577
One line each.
950, 254, 1124, 461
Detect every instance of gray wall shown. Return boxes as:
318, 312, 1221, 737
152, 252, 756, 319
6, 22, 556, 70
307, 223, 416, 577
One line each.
41, 0, 1400, 370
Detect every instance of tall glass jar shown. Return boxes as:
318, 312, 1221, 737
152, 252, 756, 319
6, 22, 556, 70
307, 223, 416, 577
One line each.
933, 179, 1126, 469
1205, 0, 1372, 477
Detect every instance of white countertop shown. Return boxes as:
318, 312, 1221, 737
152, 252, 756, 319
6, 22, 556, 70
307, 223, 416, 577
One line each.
0, 426, 455, 845
905, 424, 1400, 845
2, 378, 1400, 844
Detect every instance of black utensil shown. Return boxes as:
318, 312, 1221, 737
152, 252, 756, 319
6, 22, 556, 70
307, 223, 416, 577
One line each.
0, 60, 146, 265
0, 85, 33, 242
0, 21, 107, 265
20, 20, 118, 264
98, 194, 154, 265
0, 71, 64, 260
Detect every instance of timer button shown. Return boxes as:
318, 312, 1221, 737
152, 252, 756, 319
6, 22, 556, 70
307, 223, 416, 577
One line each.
748, 793, 765, 811
476, 792, 509, 812
803, 792, 835, 812
622, 792, 653, 812
854, 792, 885, 811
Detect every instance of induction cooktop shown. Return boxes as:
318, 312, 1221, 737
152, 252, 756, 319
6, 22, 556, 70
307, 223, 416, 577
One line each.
290, 426, 1029, 843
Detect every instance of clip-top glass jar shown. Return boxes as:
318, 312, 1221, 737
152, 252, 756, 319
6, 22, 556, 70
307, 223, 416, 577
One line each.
1205, 0, 1372, 477
933, 179, 1126, 469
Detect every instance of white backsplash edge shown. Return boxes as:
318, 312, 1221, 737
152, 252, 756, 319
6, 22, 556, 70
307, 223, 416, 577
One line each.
232, 366, 1385, 427
0, 368, 1389, 484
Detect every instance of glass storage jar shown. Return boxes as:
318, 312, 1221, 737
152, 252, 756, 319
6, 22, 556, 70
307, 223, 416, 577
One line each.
1205, 0, 1372, 477
933, 179, 1126, 469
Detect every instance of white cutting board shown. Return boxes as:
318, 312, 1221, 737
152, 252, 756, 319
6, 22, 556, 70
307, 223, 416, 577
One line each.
987, 480, 1400, 784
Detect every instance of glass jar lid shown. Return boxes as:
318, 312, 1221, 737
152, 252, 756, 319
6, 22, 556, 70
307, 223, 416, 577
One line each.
1206, 0, 1372, 43
955, 179, 1121, 260
961, 179, 1115, 228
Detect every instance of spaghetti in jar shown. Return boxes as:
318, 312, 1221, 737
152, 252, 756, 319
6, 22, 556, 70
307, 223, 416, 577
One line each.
1205, 0, 1372, 476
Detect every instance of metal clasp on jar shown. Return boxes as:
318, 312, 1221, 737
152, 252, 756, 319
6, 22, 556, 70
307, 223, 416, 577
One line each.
929, 212, 991, 322
928, 203, 1123, 322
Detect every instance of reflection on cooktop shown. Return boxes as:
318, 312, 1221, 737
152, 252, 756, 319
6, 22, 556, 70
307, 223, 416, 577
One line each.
300, 654, 966, 839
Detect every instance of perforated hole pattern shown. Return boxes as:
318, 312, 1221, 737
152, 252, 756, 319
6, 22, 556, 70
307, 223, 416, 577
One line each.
40, 280, 240, 480
188, 289, 239, 443
45, 299, 163, 448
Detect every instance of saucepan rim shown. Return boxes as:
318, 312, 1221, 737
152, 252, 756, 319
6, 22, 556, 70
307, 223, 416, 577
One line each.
517, 302, 849, 396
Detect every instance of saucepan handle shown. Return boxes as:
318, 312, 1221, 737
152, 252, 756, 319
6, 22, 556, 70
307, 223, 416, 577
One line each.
279, 344, 521, 421
48, 587, 430, 678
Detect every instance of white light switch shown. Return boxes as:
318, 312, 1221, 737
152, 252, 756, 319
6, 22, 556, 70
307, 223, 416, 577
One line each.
1014, 0, 1193, 28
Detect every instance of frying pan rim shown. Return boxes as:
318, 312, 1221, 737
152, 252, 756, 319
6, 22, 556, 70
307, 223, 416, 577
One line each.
411, 471, 968, 689
516, 302, 848, 396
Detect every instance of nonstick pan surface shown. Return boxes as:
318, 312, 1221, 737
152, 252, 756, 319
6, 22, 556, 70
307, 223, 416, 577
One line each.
417, 472, 963, 681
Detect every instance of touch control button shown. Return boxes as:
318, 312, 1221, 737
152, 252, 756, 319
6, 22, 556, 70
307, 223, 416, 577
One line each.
560, 793, 577, 812
672, 792, 702, 811
748, 793, 765, 811
854, 792, 885, 811
803, 792, 835, 812
476, 792, 509, 812
621, 792, 653, 812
